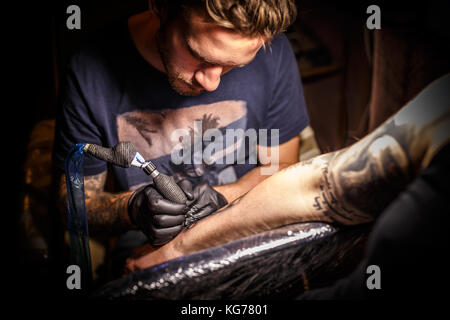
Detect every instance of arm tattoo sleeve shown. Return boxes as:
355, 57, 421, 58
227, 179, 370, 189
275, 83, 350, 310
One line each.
59, 172, 133, 236
317, 121, 413, 224
314, 74, 450, 224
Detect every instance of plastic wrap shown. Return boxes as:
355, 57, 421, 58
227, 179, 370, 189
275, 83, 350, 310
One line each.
94, 222, 370, 299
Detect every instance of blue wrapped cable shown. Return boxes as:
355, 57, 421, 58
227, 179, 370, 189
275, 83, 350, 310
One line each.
64, 142, 93, 289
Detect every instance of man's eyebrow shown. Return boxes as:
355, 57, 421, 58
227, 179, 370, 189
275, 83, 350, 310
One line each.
184, 34, 251, 67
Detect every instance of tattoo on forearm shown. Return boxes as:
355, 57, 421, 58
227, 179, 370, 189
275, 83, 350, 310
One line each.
313, 118, 415, 224
59, 172, 132, 235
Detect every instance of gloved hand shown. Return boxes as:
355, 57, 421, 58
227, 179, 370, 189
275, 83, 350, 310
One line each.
128, 179, 194, 246
185, 182, 228, 228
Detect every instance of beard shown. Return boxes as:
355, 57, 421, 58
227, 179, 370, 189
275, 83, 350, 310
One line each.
168, 73, 203, 96
156, 31, 203, 96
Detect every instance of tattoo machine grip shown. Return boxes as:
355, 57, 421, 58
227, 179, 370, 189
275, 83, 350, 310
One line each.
142, 162, 187, 203
152, 171, 188, 204
84, 142, 137, 168
84, 142, 187, 204
138, 161, 187, 204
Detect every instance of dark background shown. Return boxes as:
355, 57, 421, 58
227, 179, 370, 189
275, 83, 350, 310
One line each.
9, 0, 450, 300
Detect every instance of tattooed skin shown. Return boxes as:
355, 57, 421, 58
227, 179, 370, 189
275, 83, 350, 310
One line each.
316, 121, 412, 224
58, 172, 134, 236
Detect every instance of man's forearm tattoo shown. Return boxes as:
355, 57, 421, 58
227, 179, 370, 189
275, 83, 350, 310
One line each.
84, 173, 132, 235
314, 118, 415, 224
59, 172, 131, 235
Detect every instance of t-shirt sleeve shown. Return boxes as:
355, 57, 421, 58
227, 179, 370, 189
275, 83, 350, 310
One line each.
52, 53, 107, 175
260, 34, 309, 146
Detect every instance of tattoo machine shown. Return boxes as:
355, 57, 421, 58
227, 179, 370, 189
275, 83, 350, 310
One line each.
83, 142, 187, 204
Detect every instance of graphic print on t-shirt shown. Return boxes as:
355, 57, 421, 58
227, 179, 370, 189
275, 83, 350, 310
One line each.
117, 100, 248, 188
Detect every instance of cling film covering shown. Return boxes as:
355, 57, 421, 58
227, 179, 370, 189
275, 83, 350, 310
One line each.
94, 222, 369, 299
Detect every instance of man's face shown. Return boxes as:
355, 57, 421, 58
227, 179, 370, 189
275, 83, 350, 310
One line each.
157, 10, 263, 96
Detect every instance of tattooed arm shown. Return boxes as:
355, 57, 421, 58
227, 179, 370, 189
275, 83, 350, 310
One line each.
58, 171, 135, 237
125, 75, 450, 271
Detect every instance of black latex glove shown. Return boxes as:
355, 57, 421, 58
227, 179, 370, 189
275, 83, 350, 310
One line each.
128, 180, 194, 246
185, 182, 228, 228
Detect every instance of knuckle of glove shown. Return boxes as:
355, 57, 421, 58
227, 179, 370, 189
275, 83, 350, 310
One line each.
196, 182, 227, 210
197, 181, 210, 192
139, 220, 173, 246
193, 182, 208, 197
147, 226, 168, 243
151, 214, 165, 227
148, 198, 161, 213
152, 214, 183, 227
151, 225, 165, 238
178, 179, 194, 198
151, 225, 182, 240
216, 192, 228, 209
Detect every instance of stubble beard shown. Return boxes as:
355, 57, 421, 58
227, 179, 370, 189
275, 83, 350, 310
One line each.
156, 31, 203, 97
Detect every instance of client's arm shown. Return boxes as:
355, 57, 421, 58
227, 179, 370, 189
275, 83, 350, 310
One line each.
126, 75, 450, 272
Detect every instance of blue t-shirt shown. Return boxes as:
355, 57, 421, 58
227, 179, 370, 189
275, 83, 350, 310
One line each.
53, 21, 309, 191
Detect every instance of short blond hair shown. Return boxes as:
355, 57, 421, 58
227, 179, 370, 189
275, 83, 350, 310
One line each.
153, 0, 297, 41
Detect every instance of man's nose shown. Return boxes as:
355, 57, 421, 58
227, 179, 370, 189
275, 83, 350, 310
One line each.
194, 65, 222, 92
